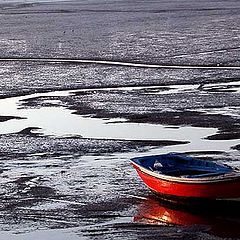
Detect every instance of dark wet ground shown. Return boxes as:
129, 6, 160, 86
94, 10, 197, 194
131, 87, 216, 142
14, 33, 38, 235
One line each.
0, 0, 240, 239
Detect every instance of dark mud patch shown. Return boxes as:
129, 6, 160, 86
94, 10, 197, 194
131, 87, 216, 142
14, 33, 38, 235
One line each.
0, 131, 187, 161
27, 186, 56, 197
17, 127, 42, 136
14, 176, 37, 185
128, 111, 240, 141
206, 131, 240, 140
0, 116, 23, 122
232, 144, 240, 151
0, 193, 141, 231
127, 140, 189, 148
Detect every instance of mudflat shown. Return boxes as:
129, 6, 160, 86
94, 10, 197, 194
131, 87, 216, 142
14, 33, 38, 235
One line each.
0, 0, 240, 239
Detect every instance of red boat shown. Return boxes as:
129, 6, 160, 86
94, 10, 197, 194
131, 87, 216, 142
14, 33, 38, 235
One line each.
131, 153, 240, 201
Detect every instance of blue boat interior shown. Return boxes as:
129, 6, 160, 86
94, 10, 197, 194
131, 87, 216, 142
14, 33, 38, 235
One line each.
131, 153, 233, 178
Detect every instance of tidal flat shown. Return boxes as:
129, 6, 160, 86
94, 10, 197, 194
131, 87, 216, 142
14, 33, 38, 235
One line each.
0, 0, 240, 239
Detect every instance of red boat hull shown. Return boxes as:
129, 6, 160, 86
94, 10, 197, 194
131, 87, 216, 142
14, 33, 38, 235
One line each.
133, 164, 240, 199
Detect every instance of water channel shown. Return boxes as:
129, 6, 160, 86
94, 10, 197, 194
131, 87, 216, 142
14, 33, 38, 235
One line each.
0, 83, 239, 154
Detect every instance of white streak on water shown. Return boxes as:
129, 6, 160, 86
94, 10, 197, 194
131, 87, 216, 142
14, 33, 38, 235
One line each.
1, 58, 240, 70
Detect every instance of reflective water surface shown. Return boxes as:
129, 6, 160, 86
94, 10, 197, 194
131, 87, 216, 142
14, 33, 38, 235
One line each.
134, 197, 240, 238
0, 87, 239, 153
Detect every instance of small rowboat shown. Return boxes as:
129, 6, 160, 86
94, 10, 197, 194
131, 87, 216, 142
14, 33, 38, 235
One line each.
131, 153, 240, 201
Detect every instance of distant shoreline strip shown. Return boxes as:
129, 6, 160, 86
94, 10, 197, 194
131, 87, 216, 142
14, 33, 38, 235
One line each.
0, 58, 240, 70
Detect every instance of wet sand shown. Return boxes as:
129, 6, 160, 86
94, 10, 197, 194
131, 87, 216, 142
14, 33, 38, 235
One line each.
0, 0, 240, 239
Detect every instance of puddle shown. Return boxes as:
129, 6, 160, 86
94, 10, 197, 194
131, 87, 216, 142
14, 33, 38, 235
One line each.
0, 105, 217, 141
0, 228, 85, 240
0, 85, 239, 153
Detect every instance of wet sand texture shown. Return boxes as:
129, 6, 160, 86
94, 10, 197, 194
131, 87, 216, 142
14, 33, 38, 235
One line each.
0, 0, 240, 239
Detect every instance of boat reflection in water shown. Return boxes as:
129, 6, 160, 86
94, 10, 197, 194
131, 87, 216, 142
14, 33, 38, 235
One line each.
134, 197, 240, 238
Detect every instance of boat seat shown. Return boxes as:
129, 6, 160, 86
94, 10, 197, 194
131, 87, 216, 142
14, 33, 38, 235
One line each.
184, 171, 227, 178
